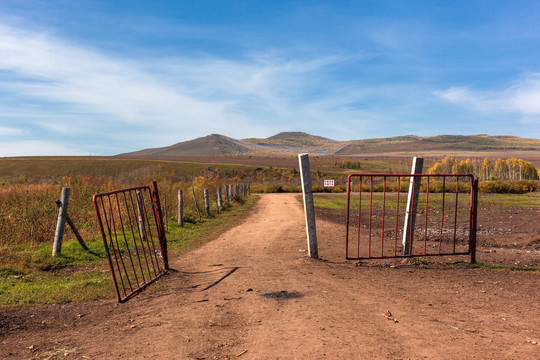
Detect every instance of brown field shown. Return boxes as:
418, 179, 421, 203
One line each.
1, 193, 538, 359
118, 148, 540, 170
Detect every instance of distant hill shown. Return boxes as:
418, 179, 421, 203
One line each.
336, 134, 540, 155
119, 132, 540, 158
121, 134, 249, 157
240, 132, 342, 155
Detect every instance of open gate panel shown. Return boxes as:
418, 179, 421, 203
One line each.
93, 181, 169, 302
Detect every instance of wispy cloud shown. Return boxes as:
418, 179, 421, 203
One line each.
0, 21, 370, 154
0, 140, 87, 157
0, 125, 22, 136
435, 73, 540, 123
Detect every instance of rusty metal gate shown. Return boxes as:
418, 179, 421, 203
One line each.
345, 174, 478, 263
93, 181, 169, 302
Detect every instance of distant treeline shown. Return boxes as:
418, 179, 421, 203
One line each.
428, 156, 539, 181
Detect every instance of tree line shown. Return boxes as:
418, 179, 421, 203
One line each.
428, 156, 539, 180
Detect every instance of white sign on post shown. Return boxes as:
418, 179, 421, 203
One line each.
323, 179, 335, 187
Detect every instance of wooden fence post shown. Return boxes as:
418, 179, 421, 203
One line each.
52, 187, 70, 256
192, 187, 201, 220
217, 187, 223, 208
178, 189, 184, 227
402, 157, 424, 256
204, 188, 211, 216
224, 185, 229, 203
55, 199, 89, 251
298, 154, 318, 259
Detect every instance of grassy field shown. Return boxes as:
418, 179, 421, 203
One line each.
313, 192, 540, 211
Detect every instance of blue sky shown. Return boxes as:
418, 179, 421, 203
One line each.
1, 0, 539, 156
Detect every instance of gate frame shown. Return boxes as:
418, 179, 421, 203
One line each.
345, 173, 478, 263
93, 181, 169, 303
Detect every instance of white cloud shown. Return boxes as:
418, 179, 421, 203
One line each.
0, 140, 87, 157
435, 73, 540, 123
507, 74, 540, 116
0, 125, 22, 135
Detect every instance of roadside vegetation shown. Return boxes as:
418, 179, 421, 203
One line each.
0, 157, 264, 306
0, 187, 256, 306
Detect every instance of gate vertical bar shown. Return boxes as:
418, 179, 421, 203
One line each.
453, 178, 459, 253
368, 176, 373, 258
402, 157, 424, 256
381, 177, 386, 257
394, 177, 401, 256
345, 175, 352, 259
357, 176, 363, 258
438, 177, 446, 254
423, 177, 430, 255
470, 179, 478, 264
152, 181, 169, 270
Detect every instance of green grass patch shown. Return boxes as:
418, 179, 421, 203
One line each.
453, 261, 540, 273
313, 193, 470, 212
0, 196, 257, 307
478, 192, 540, 209
314, 192, 540, 212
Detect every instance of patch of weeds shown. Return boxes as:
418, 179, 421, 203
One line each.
407, 257, 432, 266
453, 261, 540, 273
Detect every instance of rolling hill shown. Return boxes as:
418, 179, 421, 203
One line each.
119, 133, 540, 159
122, 134, 250, 157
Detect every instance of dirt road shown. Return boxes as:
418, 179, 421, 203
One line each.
1, 193, 539, 359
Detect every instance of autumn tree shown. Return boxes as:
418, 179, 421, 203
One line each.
428, 156, 456, 174
481, 158, 493, 180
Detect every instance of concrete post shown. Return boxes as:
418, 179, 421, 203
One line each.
298, 153, 318, 259
402, 157, 424, 256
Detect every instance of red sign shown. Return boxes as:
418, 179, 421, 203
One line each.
323, 179, 335, 187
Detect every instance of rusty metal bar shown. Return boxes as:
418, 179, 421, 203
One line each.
368, 176, 373, 258
438, 176, 446, 254
381, 177, 386, 257
345, 175, 352, 259
124, 191, 148, 285
357, 176, 362, 259
453, 177, 459, 253
394, 177, 401, 257
423, 176, 430, 255
470, 179, 479, 264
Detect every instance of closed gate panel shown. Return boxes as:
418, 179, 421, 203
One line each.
345, 174, 478, 262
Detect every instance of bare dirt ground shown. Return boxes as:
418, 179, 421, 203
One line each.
1, 193, 539, 359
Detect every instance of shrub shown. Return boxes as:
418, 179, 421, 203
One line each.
479, 180, 538, 194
